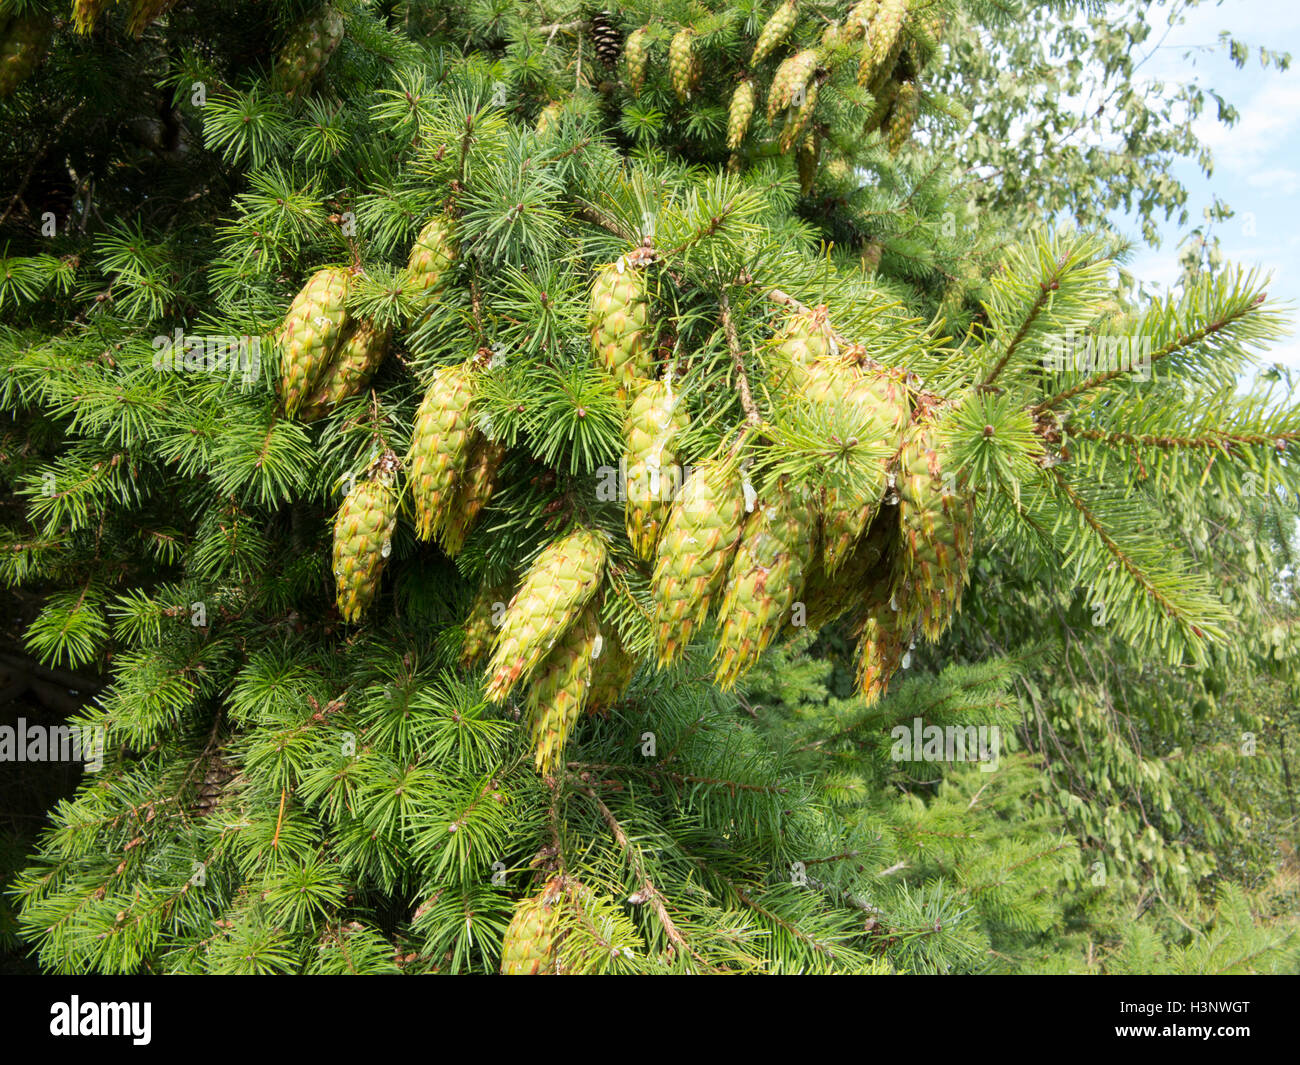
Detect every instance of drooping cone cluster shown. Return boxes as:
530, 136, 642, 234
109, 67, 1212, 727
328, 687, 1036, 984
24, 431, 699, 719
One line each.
854, 563, 912, 707
668, 28, 699, 102
800, 359, 910, 575
624, 378, 690, 561
651, 457, 747, 667
332, 455, 400, 623
590, 251, 653, 391
894, 409, 976, 641
528, 602, 600, 774
500, 878, 564, 975
624, 25, 650, 94
713, 479, 817, 689
403, 214, 458, 307
484, 527, 606, 704
858, 0, 908, 87
277, 267, 352, 418
0, 11, 50, 95
751, 0, 798, 66
408, 364, 477, 545
272, 5, 345, 97
300, 318, 390, 422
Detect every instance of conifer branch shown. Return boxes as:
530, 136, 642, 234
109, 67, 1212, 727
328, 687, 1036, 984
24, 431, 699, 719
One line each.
579, 785, 715, 970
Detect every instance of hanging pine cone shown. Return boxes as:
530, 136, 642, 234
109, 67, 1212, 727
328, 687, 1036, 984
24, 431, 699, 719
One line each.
403, 214, 458, 307
668, 28, 699, 102
779, 78, 819, 153
858, 0, 908, 88
277, 267, 351, 418
624, 378, 689, 561
887, 80, 920, 153
846, 0, 879, 39
71, 0, 112, 35
485, 528, 607, 703
751, 0, 798, 66
590, 253, 653, 391
126, 0, 177, 37
766, 305, 833, 389
0, 12, 50, 97
501, 878, 564, 975
299, 318, 390, 422
461, 578, 515, 668
855, 593, 912, 706
586, 625, 638, 715
591, 10, 622, 69
624, 25, 650, 94
895, 410, 976, 641
528, 602, 600, 774
803, 362, 909, 576
408, 364, 477, 544
651, 457, 746, 667
767, 48, 818, 123
797, 130, 819, 195
714, 479, 817, 689
272, 5, 345, 98
332, 455, 400, 623
442, 435, 506, 557
727, 78, 757, 152
535, 102, 563, 136
785, 512, 893, 637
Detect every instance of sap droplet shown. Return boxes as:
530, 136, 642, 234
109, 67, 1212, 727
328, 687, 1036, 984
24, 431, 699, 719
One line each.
889, 594, 899, 612
901, 651, 913, 669
592, 633, 604, 660
381, 539, 392, 558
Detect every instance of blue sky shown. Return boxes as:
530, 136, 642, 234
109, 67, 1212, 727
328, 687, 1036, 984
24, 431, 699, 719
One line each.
1120, 0, 1300, 369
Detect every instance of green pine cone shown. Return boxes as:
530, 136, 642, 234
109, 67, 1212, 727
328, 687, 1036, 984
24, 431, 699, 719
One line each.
727, 78, 757, 151
527, 602, 600, 774
714, 479, 817, 689
767, 48, 818, 123
127, 0, 177, 37
752, 0, 798, 66
590, 256, 653, 390
765, 305, 833, 389
272, 5, 346, 97
669, 28, 699, 102
500, 878, 563, 975
0, 13, 51, 95
485, 528, 606, 703
888, 80, 920, 153
896, 411, 976, 641
651, 457, 746, 667
785, 510, 893, 637
779, 79, 818, 154
408, 364, 476, 543
859, 0, 907, 88
624, 378, 689, 561
624, 25, 650, 94
403, 214, 458, 306
299, 318, 390, 422
277, 267, 351, 418
71, 0, 112, 35
332, 460, 399, 623
461, 578, 515, 668
587, 626, 638, 715
442, 435, 506, 557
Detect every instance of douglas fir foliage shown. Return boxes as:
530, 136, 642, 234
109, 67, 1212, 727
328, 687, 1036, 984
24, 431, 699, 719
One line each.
0, 0, 1296, 974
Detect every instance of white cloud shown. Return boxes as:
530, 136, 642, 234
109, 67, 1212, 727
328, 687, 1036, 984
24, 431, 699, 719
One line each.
1245, 167, 1300, 195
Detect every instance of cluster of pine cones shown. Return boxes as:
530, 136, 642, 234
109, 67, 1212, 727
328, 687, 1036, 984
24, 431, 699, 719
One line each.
623, 0, 939, 187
